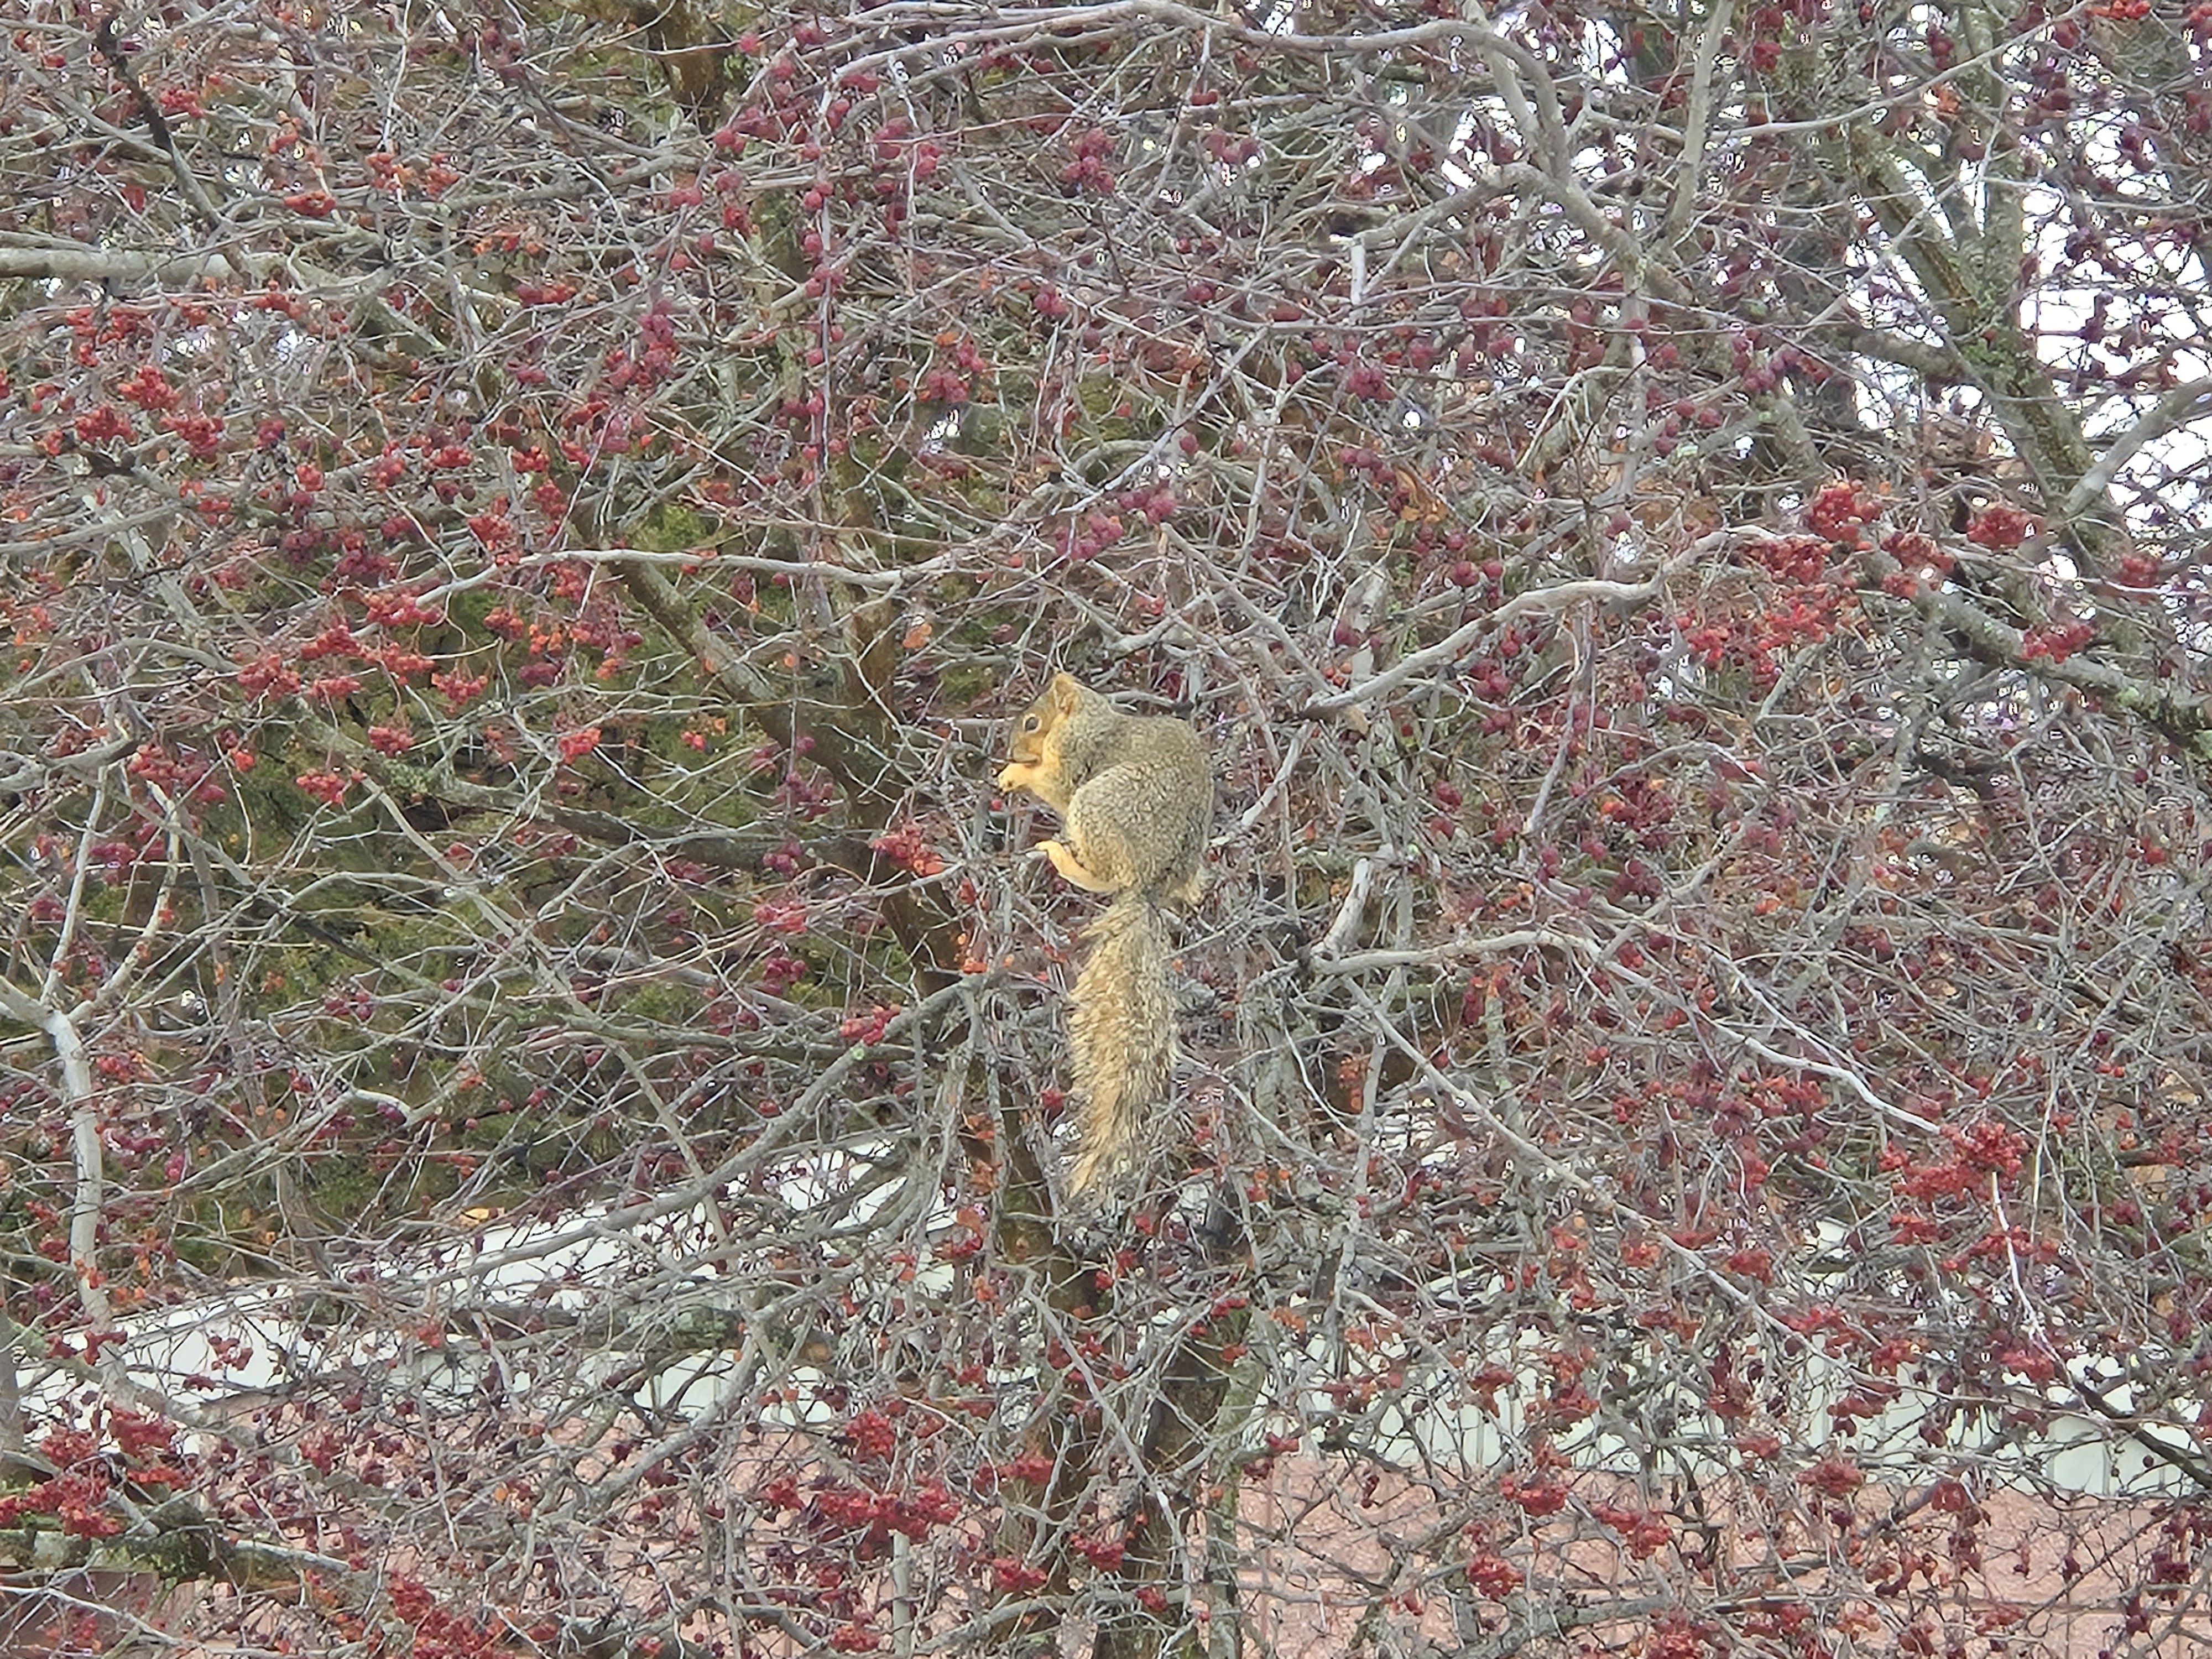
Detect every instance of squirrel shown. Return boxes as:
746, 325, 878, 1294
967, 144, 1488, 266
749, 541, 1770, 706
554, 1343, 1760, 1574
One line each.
997, 671, 1212, 1194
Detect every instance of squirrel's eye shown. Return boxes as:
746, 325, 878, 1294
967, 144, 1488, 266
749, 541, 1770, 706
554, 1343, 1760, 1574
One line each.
1022, 716, 1040, 731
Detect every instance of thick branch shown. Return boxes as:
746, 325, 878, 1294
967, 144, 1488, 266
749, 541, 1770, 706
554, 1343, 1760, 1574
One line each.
1859, 546, 2212, 753
0, 981, 113, 1341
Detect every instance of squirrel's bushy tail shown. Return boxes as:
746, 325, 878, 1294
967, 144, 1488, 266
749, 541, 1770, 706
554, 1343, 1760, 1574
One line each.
1066, 890, 1176, 1194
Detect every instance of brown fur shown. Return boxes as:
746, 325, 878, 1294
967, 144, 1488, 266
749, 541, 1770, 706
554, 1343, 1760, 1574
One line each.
998, 673, 1211, 1193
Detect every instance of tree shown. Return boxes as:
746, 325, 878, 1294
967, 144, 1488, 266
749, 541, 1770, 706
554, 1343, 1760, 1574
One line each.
4, 0, 2212, 1653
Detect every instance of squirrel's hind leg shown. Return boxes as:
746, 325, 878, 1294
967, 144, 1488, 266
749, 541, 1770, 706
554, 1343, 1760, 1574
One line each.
1040, 839, 1121, 893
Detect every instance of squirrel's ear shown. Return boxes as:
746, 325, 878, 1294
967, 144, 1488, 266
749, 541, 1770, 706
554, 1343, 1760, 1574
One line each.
1048, 671, 1083, 711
